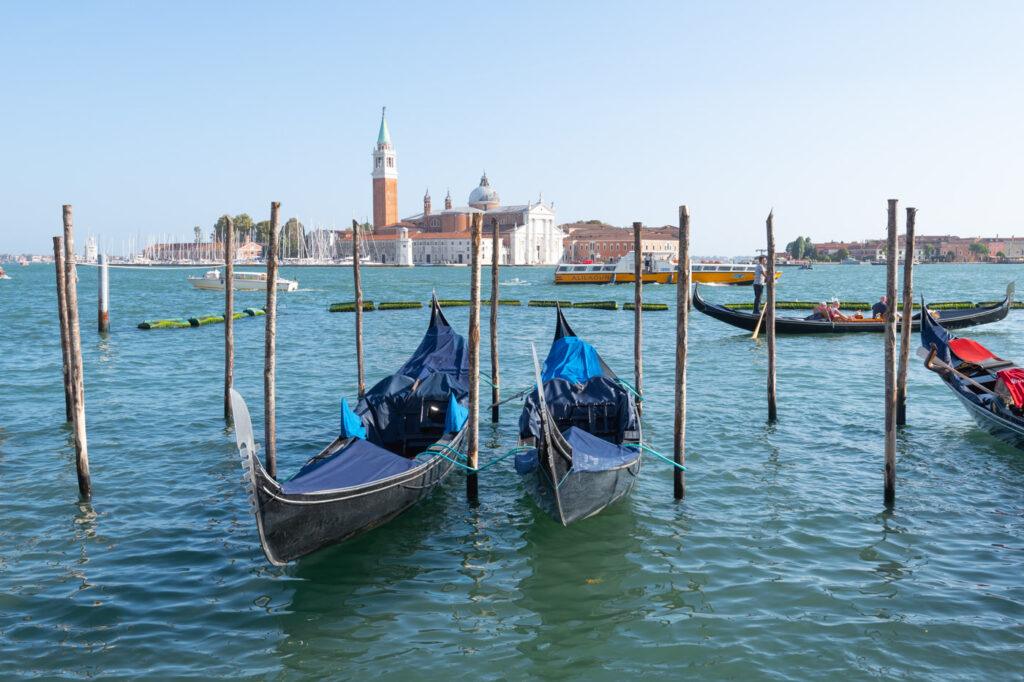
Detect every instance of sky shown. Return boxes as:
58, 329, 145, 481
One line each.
1, 1, 1022, 256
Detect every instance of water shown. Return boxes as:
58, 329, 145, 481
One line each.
1, 262, 1022, 679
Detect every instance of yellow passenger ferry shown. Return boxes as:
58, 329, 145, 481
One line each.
554, 251, 780, 286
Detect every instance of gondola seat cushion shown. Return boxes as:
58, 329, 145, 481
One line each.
281, 439, 419, 494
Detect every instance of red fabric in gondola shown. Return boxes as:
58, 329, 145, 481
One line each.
996, 369, 1024, 408
949, 338, 997, 363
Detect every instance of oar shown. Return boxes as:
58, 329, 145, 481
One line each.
751, 305, 768, 339
918, 345, 1001, 397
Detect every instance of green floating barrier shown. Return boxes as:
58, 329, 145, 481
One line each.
189, 315, 225, 326
436, 299, 471, 307
624, 302, 669, 311
138, 318, 192, 330
572, 301, 618, 310
378, 301, 424, 310
528, 300, 561, 307
329, 301, 375, 312
494, 299, 522, 306
244, 307, 266, 316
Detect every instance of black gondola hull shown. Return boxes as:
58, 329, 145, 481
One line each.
951, 385, 1024, 450
520, 451, 641, 525
693, 284, 1013, 334
246, 431, 463, 565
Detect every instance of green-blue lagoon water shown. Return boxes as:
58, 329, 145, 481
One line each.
1, 263, 1021, 679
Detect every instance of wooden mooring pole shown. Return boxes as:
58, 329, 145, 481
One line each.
53, 236, 73, 422
352, 219, 365, 398
467, 213, 482, 500
224, 217, 234, 421
633, 221, 643, 415
884, 199, 899, 506
264, 202, 280, 479
63, 205, 91, 499
896, 208, 916, 426
673, 206, 689, 499
97, 253, 110, 334
490, 217, 500, 423
766, 210, 777, 421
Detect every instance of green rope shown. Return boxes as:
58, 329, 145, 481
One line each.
479, 372, 498, 389
624, 443, 686, 470
415, 445, 533, 472
414, 449, 478, 471
614, 378, 644, 401
557, 466, 574, 488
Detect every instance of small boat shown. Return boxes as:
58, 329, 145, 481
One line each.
187, 268, 298, 292
800, 262, 813, 270
516, 305, 642, 524
693, 283, 1013, 334
230, 295, 470, 564
919, 300, 1024, 450
554, 251, 781, 286
0, 267, 9, 280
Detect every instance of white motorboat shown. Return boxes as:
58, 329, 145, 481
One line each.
187, 269, 298, 292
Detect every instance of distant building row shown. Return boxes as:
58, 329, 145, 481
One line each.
811, 235, 1024, 262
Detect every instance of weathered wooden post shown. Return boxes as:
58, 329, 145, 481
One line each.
352, 219, 365, 399
896, 208, 916, 426
63, 205, 91, 499
490, 217, 500, 423
264, 202, 280, 479
224, 217, 235, 420
884, 199, 899, 505
766, 210, 777, 421
97, 253, 110, 334
53, 236, 73, 422
467, 213, 482, 499
673, 206, 689, 499
633, 221, 643, 415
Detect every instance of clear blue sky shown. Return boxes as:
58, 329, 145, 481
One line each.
2, 1, 1021, 256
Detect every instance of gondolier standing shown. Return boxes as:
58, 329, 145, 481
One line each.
753, 255, 767, 314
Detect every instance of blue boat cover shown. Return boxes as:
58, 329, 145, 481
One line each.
519, 375, 639, 444
396, 322, 469, 383
562, 426, 640, 472
445, 392, 468, 433
920, 306, 954, 366
515, 448, 539, 474
542, 336, 604, 384
282, 438, 418, 494
340, 399, 367, 439
513, 427, 638, 475
358, 371, 468, 448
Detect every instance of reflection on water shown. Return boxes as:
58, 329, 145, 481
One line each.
1, 264, 1022, 677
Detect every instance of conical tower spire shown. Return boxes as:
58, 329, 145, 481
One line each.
377, 107, 391, 147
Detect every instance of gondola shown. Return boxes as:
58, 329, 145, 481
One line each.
229, 295, 469, 565
919, 299, 1024, 450
693, 282, 1013, 334
515, 305, 642, 525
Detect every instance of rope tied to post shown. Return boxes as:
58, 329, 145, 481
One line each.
624, 442, 687, 470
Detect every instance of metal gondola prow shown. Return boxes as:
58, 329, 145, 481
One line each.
429, 291, 451, 328
553, 302, 577, 341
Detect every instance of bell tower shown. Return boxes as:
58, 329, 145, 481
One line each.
372, 107, 398, 228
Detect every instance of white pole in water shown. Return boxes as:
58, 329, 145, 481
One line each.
97, 253, 110, 334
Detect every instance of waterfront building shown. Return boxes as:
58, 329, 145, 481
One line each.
365, 110, 564, 265
372, 108, 398, 229
561, 223, 680, 263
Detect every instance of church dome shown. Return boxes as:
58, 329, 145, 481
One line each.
468, 173, 500, 208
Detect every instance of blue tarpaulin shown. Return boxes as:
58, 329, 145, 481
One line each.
561, 426, 639, 472
340, 399, 367, 439
282, 439, 417, 494
396, 324, 469, 383
519, 375, 639, 444
512, 427, 638, 475
542, 336, 604, 384
445, 392, 468, 433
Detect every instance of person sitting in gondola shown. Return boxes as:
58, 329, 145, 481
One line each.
805, 301, 830, 321
827, 299, 852, 322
